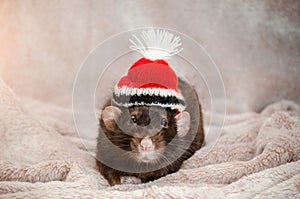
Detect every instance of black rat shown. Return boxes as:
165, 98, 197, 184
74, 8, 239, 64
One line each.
96, 29, 205, 186
96, 78, 204, 186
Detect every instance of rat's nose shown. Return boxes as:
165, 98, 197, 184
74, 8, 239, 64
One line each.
140, 137, 154, 151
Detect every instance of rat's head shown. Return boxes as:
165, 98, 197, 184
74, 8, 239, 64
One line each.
101, 105, 191, 164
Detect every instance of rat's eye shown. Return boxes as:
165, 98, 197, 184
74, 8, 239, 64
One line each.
131, 115, 137, 123
160, 118, 167, 127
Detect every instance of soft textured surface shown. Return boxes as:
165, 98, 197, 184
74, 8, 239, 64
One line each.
0, 0, 299, 113
0, 1, 300, 198
0, 78, 300, 198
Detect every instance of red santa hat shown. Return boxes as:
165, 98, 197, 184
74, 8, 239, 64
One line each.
113, 29, 185, 111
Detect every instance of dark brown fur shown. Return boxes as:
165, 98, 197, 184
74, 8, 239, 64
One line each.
96, 78, 204, 186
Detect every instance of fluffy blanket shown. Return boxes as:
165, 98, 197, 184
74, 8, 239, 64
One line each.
0, 78, 300, 199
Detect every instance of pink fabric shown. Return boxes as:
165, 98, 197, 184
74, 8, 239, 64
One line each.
0, 78, 299, 198
0, 1, 299, 198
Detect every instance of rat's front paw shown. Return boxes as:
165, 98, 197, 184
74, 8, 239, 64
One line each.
121, 176, 141, 184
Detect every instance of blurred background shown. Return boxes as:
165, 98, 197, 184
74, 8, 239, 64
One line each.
0, 0, 299, 113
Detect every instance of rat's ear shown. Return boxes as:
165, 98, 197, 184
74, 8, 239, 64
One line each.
175, 111, 191, 137
101, 106, 122, 131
